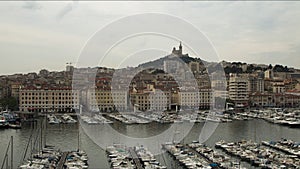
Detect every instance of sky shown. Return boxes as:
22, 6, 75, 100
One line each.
1, 1, 300, 75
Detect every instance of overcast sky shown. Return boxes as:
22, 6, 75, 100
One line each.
1, 1, 300, 75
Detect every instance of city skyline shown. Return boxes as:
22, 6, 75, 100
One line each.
1, 1, 300, 74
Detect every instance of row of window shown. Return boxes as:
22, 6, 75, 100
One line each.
21, 101, 77, 104
90, 93, 127, 96
21, 105, 77, 108
90, 97, 125, 100
21, 97, 78, 100
21, 92, 78, 96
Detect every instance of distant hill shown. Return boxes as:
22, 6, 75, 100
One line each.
135, 51, 297, 75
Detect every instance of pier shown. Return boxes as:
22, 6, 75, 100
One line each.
106, 145, 166, 169
188, 142, 244, 169
162, 143, 211, 169
215, 140, 300, 168
128, 147, 144, 169
57, 151, 68, 169
186, 146, 222, 169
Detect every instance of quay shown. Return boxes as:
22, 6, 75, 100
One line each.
106, 113, 150, 124
128, 147, 143, 169
57, 151, 68, 169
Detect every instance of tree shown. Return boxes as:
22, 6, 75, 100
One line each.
246, 64, 255, 73
268, 64, 273, 69
0, 97, 18, 111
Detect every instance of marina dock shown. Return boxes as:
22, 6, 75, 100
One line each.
262, 139, 300, 157
215, 140, 300, 168
106, 144, 166, 169
57, 152, 68, 169
188, 142, 244, 169
162, 143, 211, 169
129, 147, 143, 169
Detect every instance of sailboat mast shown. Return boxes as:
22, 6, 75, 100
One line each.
10, 136, 13, 169
77, 118, 80, 150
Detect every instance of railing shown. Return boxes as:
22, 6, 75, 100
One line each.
1, 136, 13, 169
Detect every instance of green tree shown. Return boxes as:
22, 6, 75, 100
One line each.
0, 97, 18, 111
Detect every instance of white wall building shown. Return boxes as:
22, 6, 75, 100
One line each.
19, 88, 80, 112
229, 74, 249, 106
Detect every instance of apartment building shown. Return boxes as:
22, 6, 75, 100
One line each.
178, 88, 212, 110
228, 73, 249, 106
19, 87, 80, 112
250, 92, 300, 108
178, 90, 200, 109
86, 89, 128, 112
130, 90, 171, 111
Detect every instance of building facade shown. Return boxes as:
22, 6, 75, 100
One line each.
228, 74, 249, 106
19, 87, 80, 112
250, 92, 300, 108
86, 89, 128, 112
130, 90, 171, 111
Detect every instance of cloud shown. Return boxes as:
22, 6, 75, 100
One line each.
56, 1, 78, 20
22, 1, 42, 10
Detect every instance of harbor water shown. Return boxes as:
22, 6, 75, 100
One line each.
0, 118, 299, 169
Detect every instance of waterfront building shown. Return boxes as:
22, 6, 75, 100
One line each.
210, 71, 227, 99
86, 88, 128, 112
249, 92, 300, 107
19, 87, 80, 112
130, 90, 171, 111
178, 89, 211, 110
228, 73, 249, 106
199, 88, 212, 109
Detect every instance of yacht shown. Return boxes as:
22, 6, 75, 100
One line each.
0, 114, 8, 128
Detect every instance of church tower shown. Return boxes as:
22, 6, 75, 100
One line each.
171, 42, 183, 56
179, 41, 182, 54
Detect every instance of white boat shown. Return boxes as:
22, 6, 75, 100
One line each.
66, 118, 77, 123
206, 117, 221, 123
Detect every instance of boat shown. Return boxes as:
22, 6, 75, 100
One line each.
62, 114, 77, 123
48, 119, 60, 124
0, 114, 8, 128
206, 116, 221, 123
287, 120, 300, 127
8, 123, 21, 129
47, 114, 62, 124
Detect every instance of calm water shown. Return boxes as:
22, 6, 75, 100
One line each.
0, 119, 299, 169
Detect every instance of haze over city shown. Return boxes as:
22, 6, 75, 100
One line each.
1, 1, 300, 75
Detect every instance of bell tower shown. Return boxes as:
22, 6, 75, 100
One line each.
179, 41, 182, 55
171, 42, 183, 56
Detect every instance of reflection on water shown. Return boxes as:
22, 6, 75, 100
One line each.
0, 118, 299, 168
